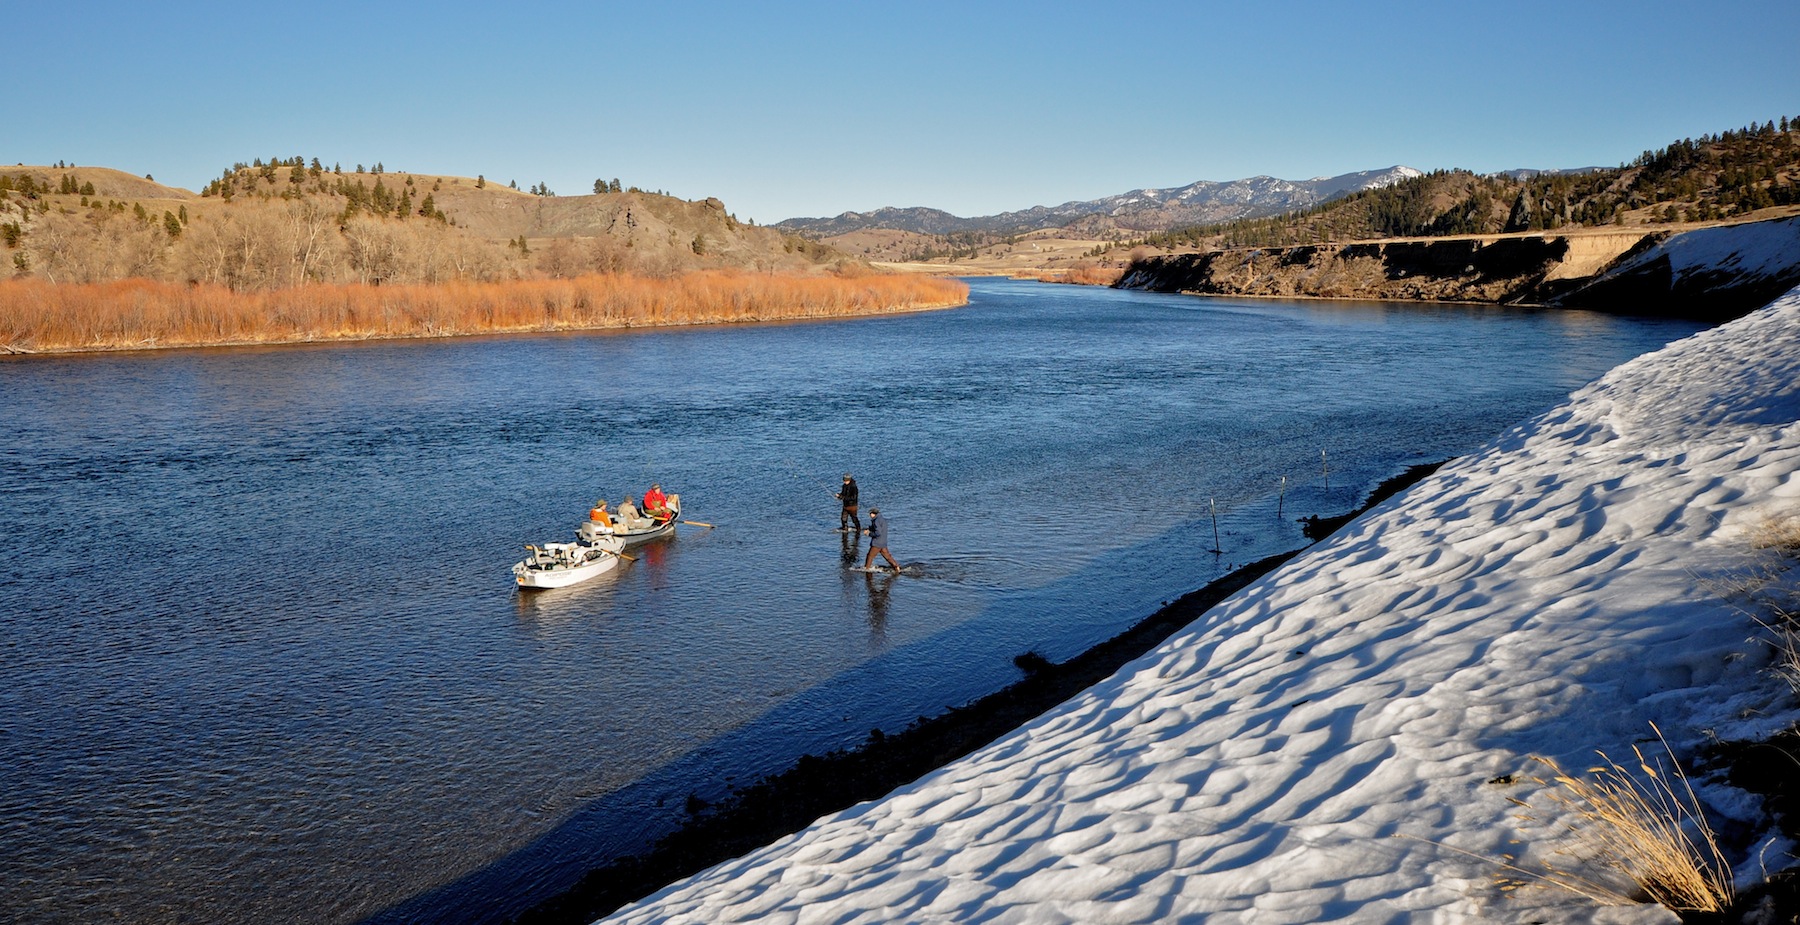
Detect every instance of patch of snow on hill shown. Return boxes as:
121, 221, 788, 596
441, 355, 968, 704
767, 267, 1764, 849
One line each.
1658, 216, 1800, 283
603, 286, 1800, 924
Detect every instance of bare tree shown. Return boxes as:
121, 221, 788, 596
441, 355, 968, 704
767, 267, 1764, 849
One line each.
23, 210, 166, 283
284, 199, 338, 285
341, 217, 397, 285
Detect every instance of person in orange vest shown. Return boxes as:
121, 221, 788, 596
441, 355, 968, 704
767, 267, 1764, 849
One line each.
588, 500, 613, 529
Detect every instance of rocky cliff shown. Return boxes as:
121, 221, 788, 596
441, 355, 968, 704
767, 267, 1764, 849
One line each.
1116, 217, 1800, 321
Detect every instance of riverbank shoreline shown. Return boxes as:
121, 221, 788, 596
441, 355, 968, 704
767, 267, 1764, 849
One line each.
503, 463, 1448, 925
0, 297, 970, 358
0, 273, 970, 356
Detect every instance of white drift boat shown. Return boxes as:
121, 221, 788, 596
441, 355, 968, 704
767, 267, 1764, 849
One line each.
513, 492, 684, 589
511, 532, 627, 589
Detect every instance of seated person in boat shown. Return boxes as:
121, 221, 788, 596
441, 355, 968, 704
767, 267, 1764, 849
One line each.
588, 500, 614, 530
617, 495, 649, 530
643, 483, 670, 522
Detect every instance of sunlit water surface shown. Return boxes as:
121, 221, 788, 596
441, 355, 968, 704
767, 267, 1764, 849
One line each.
0, 279, 1705, 923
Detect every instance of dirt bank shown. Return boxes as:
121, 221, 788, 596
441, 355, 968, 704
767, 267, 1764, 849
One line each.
1117, 217, 1800, 322
1116, 232, 1644, 305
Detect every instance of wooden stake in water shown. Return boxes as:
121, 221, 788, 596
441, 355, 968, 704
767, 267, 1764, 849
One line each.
1321, 449, 1330, 489
1209, 497, 1223, 554
1278, 475, 1287, 518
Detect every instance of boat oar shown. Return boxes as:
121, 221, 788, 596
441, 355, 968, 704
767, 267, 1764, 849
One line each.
680, 520, 715, 528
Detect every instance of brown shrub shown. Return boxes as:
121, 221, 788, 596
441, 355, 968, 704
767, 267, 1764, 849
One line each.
0, 272, 970, 352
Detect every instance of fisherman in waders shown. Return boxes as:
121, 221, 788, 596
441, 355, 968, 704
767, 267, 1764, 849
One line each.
837, 473, 860, 532
863, 507, 899, 573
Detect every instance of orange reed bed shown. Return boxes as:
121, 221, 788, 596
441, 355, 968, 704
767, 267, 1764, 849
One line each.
0, 272, 971, 353
1012, 266, 1123, 286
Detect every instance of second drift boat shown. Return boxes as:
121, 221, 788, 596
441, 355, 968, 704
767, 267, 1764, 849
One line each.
512, 532, 627, 589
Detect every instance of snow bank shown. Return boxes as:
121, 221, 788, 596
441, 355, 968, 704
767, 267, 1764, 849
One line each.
1556, 217, 1800, 319
1624, 216, 1800, 288
602, 289, 1800, 924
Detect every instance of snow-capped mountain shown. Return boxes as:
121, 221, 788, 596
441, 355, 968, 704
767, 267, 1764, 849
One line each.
776, 166, 1423, 236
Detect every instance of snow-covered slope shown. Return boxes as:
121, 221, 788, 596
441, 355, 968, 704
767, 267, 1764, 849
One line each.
1557, 216, 1800, 319
603, 288, 1800, 924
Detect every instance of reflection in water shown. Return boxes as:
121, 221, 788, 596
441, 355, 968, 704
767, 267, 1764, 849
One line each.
862, 569, 893, 648
635, 535, 674, 588
0, 279, 1707, 924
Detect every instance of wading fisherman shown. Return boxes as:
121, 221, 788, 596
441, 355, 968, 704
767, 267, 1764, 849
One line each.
837, 473, 860, 532
863, 506, 899, 573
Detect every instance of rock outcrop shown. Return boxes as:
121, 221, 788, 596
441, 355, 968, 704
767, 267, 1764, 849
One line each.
1117, 217, 1800, 321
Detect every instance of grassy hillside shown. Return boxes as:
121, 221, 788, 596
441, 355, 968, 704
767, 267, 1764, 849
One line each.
0, 160, 852, 289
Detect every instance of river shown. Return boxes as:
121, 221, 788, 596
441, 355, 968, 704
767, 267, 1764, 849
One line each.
0, 279, 1705, 923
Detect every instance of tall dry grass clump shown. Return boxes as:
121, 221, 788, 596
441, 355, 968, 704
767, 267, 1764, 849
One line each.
0, 272, 969, 353
1483, 724, 1736, 914
1749, 512, 1800, 556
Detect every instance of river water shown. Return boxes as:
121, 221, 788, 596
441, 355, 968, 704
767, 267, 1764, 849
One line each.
0, 279, 1705, 923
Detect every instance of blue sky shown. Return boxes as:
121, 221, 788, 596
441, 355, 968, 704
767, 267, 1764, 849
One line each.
12, 0, 1798, 224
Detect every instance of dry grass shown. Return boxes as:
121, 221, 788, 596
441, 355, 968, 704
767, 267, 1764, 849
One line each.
1013, 265, 1124, 286
1750, 512, 1800, 556
1693, 509, 1800, 694
0, 272, 970, 353
1742, 512, 1800, 694
1765, 604, 1800, 695
1409, 725, 1736, 915
1489, 725, 1736, 914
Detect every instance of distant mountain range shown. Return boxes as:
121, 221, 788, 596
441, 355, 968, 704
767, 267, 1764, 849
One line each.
776, 166, 1428, 237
